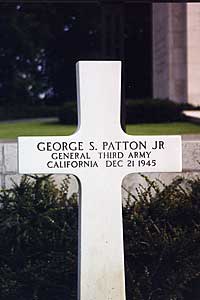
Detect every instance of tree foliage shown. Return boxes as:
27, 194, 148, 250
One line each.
0, 3, 100, 106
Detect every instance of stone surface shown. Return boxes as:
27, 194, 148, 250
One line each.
0, 144, 3, 173
3, 173, 79, 198
153, 3, 187, 103
182, 141, 200, 171
152, 3, 169, 100
187, 3, 200, 105
183, 111, 200, 124
0, 136, 198, 211
122, 171, 200, 200
53, 174, 79, 198
153, 3, 200, 105
4, 143, 18, 173
5, 174, 22, 189
0, 139, 200, 183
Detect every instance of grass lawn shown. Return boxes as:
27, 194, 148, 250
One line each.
0, 121, 76, 139
0, 121, 200, 139
126, 122, 200, 135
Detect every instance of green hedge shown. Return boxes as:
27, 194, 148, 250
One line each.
0, 175, 200, 299
0, 105, 59, 121
0, 175, 78, 300
58, 99, 188, 125
0, 99, 198, 123
58, 102, 78, 125
126, 99, 186, 123
123, 176, 200, 300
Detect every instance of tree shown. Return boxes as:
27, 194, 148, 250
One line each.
0, 3, 100, 106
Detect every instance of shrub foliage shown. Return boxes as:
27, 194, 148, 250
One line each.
123, 176, 200, 300
58, 102, 78, 125
58, 99, 187, 125
0, 105, 59, 121
0, 175, 200, 300
0, 175, 78, 300
125, 99, 186, 124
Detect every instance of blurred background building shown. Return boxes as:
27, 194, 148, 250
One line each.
0, 2, 200, 106
153, 3, 200, 106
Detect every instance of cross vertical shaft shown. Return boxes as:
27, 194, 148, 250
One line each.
76, 61, 126, 300
78, 172, 126, 300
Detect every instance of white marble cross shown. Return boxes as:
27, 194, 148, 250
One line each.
18, 61, 182, 300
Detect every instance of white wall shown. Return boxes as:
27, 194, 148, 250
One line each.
187, 3, 200, 105
1, 141, 200, 200
153, 3, 187, 103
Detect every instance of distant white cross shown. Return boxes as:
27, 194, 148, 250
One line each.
18, 61, 182, 300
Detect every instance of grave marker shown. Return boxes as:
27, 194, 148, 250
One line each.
18, 61, 182, 300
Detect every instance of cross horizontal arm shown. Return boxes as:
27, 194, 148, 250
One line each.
18, 135, 182, 176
